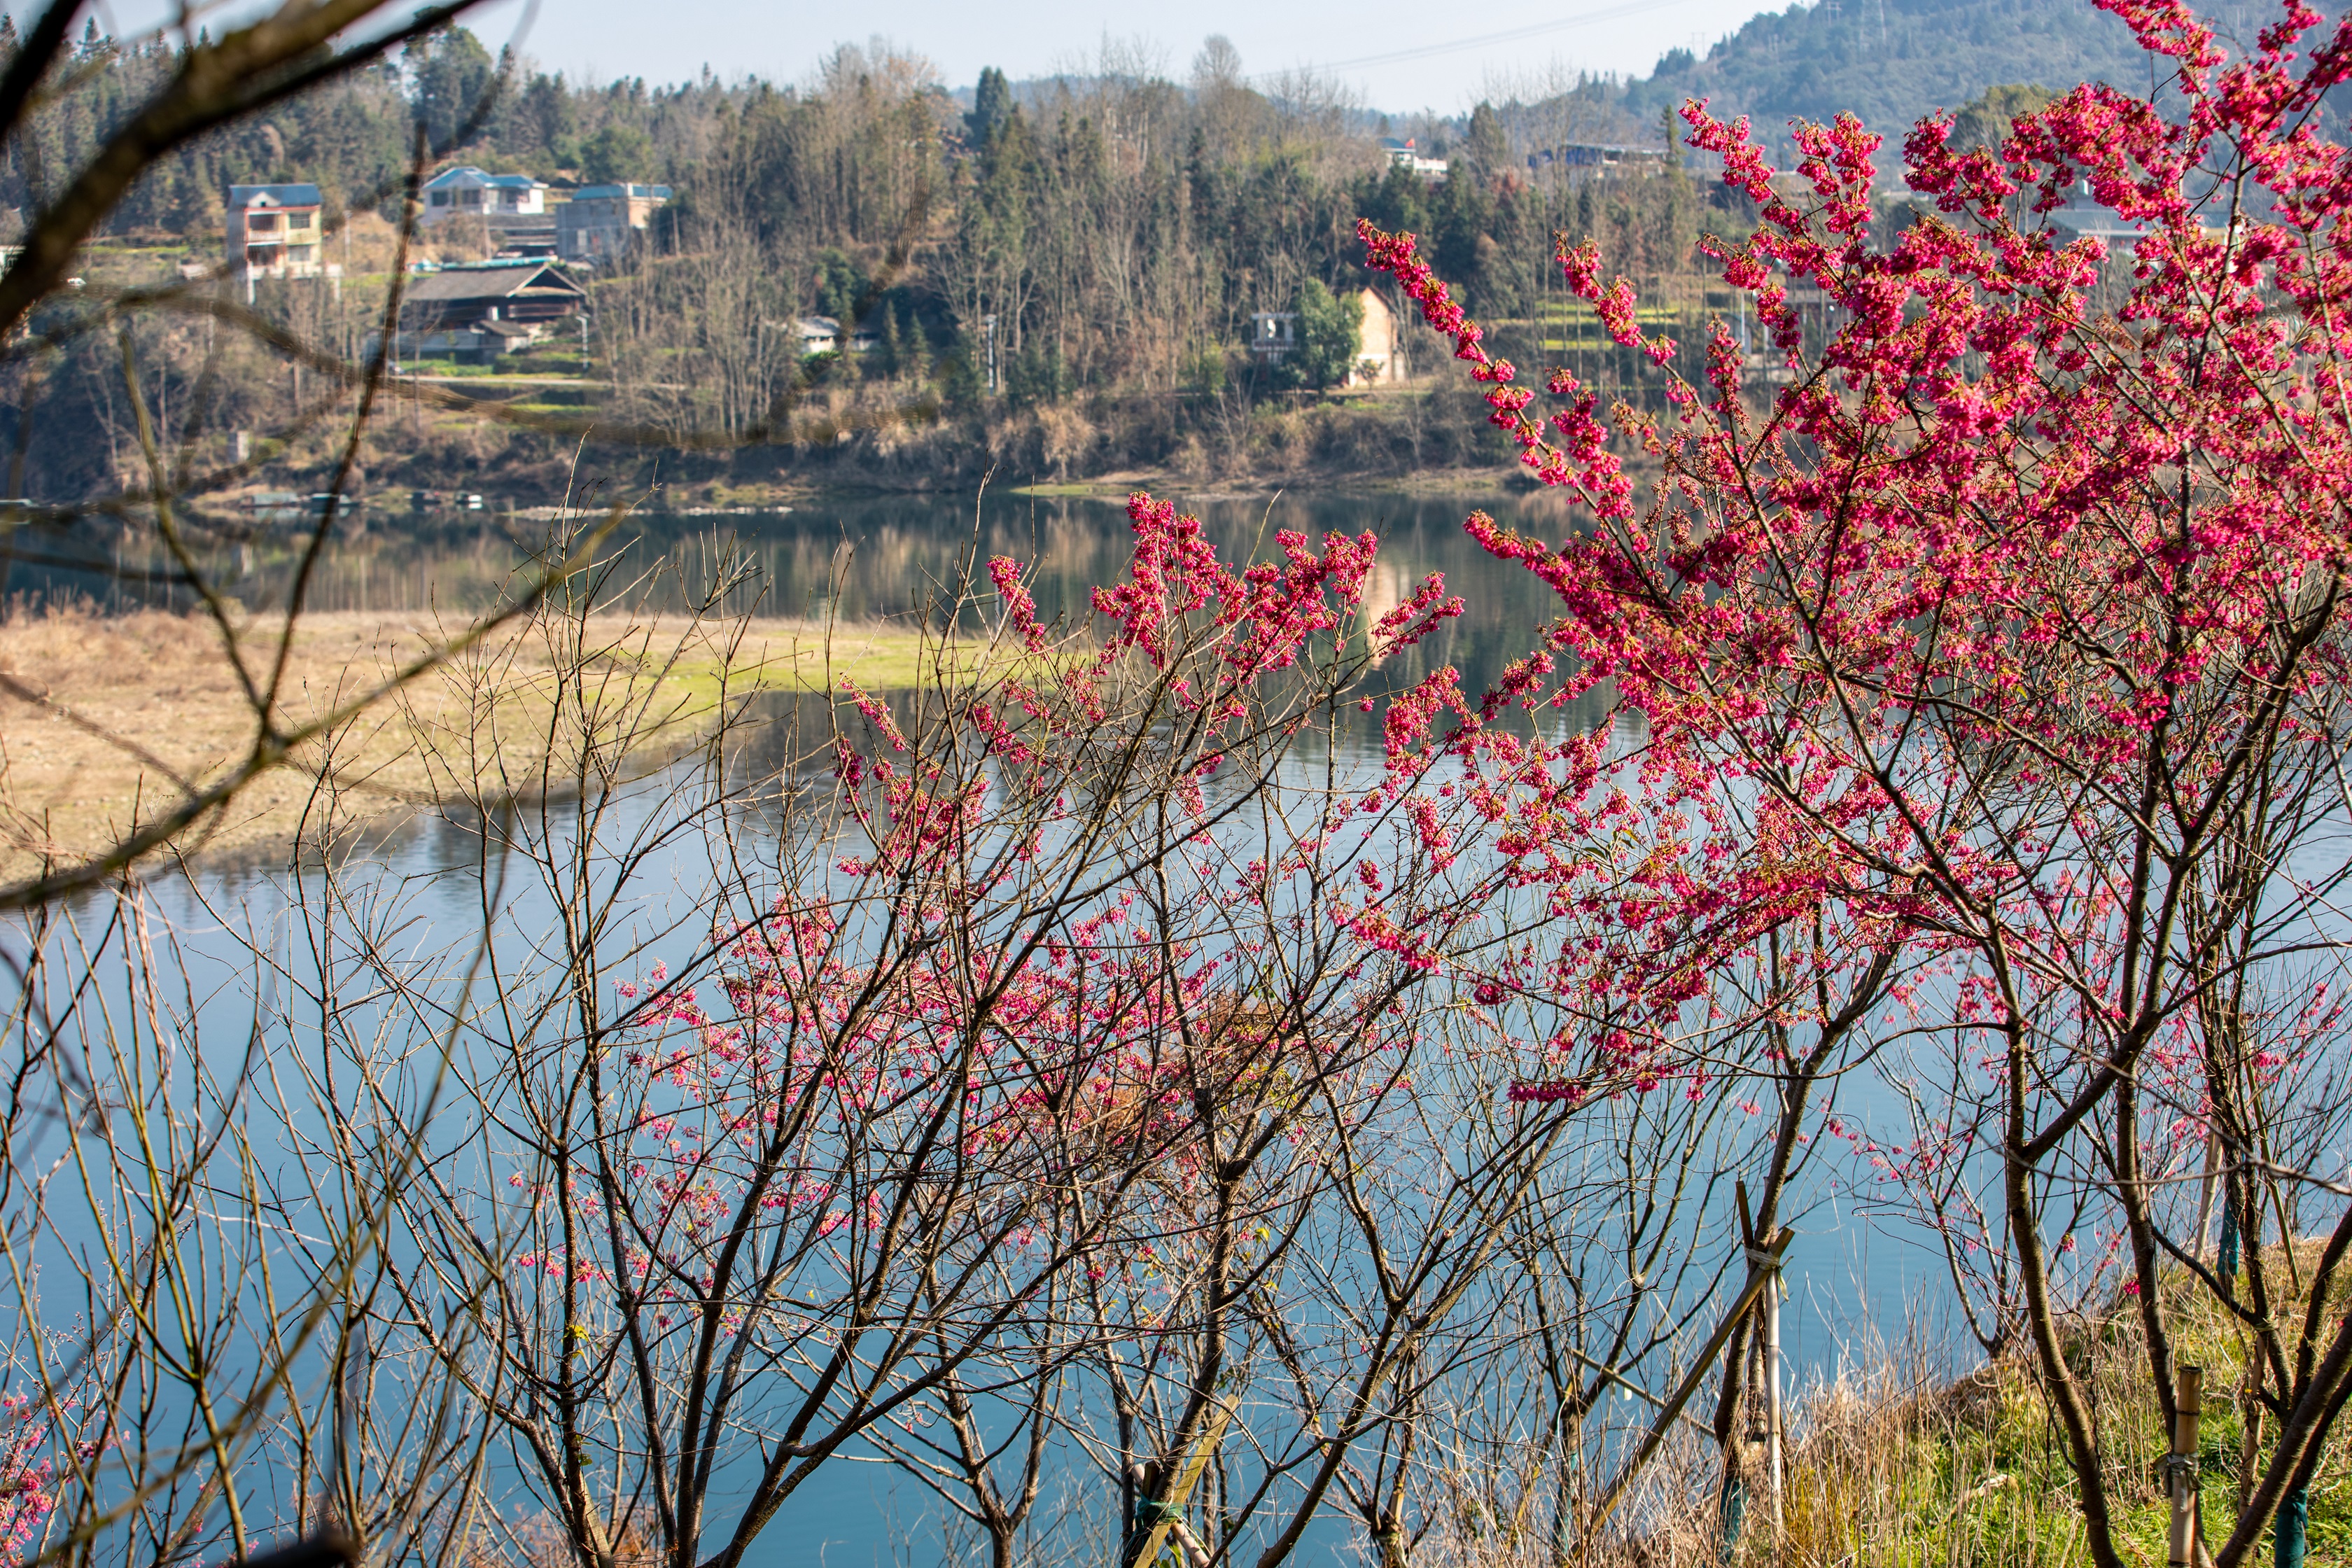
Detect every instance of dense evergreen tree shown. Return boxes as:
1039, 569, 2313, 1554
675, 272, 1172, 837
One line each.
518, 69, 573, 161
1462, 102, 1508, 183
578, 122, 653, 183
1946, 80, 2058, 151
405, 24, 498, 153
1282, 280, 1365, 391
966, 66, 1011, 149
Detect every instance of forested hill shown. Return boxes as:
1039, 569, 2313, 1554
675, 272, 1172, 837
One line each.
0, 1, 2314, 498
1620, 0, 2169, 153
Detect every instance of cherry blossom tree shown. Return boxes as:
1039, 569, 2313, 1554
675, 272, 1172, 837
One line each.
364, 491, 1656, 1568
1363, 2, 2352, 1562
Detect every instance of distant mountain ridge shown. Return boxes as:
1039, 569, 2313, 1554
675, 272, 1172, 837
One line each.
1618, 0, 2177, 155
948, 2, 2325, 169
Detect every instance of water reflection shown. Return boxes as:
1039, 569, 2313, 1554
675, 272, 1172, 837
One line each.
15, 488, 1589, 715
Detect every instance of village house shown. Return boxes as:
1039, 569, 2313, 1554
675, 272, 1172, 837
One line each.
386, 259, 587, 362
793, 316, 880, 356
1247, 309, 1298, 365
1247, 290, 1407, 385
225, 183, 326, 279
2044, 179, 2152, 250
558, 183, 671, 265
1349, 288, 1406, 386
796, 316, 840, 355
1524, 143, 1670, 178
421, 167, 552, 225
1377, 137, 1448, 182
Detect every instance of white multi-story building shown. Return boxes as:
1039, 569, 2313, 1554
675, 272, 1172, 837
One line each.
1376, 138, 1449, 183
421, 167, 552, 225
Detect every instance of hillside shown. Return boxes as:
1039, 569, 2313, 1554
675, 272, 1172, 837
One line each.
1, 0, 2297, 507
1620, 0, 2174, 153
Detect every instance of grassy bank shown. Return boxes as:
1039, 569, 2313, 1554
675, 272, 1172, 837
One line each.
1555, 1251, 2352, 1567
0, 604, 957, 881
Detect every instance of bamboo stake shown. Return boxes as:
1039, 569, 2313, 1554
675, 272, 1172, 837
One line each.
2169, 1364, 2204, 1568
1585, 1228, 1794, 1544
1766, 1261, 1784, 1544
1128, 1404, 1233, 1568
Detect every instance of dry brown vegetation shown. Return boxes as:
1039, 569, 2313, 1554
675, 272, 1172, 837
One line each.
0, 603, 939, 878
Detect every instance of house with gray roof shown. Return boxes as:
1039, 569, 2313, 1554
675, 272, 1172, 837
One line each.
558, 183, 671, 265
389, 259, 587, 361
226, 183, 325, 280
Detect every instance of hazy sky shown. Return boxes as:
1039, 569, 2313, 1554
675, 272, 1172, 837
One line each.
522, 0, 1774, 110
90, 0, 1784, 113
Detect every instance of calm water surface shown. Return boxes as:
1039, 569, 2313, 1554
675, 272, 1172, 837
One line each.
13, 488, 1962, 1566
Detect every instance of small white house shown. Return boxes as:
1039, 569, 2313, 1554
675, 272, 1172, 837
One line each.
1247, 311, 1298, 364
797, 316, 841, 355
794, 316, 880, 356
1377, 137, 1449, 183
421, 167, 550, 225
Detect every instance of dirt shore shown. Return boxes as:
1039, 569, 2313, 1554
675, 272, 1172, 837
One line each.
0, 606, 941, 883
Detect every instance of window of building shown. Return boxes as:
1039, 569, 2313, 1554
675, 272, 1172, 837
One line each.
248, 214, 278, 231
289, 245, 315, 262
431, 191, 450, 206
288, 211, 312, 230
460, 188, 482, 205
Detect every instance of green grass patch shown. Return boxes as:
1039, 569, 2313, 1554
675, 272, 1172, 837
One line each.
1747, 1252, 2352, 1568
602, 625, 1055, 723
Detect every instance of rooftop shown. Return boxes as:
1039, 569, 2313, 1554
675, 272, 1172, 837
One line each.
424, 256, 556, 271
424, 166, 548, 190
400, 261, 586, 305
227, 183, 323, 209
2044, 205, 2149, 241
2039, 179, 2152, 244
571, 183, 672, 202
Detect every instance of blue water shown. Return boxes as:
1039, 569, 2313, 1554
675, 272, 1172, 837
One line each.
1, 488, 1982, 1567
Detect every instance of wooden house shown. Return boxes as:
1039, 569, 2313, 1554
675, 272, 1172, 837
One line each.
391, 260, 587, 360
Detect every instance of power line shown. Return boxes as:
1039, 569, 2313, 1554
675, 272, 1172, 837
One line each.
1242, 0, 1710, 84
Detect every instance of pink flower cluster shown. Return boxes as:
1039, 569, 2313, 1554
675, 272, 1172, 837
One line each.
1364, 0, 2352, 1115
0, 1396, 58, 1562
1359, 219, 1635, 514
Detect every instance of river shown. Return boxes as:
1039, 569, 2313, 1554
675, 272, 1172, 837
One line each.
3, 486, 1969, 1567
